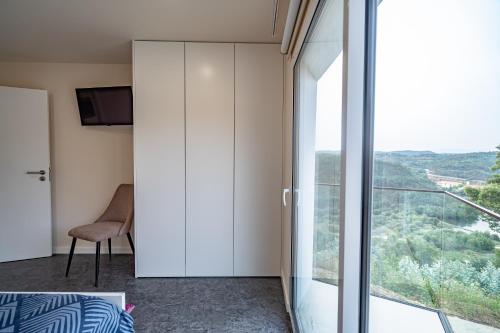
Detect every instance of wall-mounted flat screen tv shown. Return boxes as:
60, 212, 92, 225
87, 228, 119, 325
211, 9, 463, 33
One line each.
75, 86, 133, 126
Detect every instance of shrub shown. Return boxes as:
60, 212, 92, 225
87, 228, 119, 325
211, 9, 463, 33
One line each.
478, 262, 500, 295
467, 232, 495, 252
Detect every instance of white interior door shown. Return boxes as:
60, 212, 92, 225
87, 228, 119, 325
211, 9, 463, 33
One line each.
0, 86, 52, 262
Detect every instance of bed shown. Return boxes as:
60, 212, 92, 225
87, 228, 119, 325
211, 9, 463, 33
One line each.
0, 292, 134, 332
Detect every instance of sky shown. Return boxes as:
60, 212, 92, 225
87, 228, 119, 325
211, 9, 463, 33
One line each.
315, 0, 500, 153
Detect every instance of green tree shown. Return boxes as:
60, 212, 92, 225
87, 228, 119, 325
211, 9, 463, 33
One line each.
490, 144, 500, 185
465, 145, 500, 233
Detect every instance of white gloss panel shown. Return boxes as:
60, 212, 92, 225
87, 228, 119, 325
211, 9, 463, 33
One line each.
185, 43, 235, 276
234, 44, 283, 276
133, 41, 186, 277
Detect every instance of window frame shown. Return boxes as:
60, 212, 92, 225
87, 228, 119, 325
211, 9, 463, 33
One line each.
289, 0, 374, 332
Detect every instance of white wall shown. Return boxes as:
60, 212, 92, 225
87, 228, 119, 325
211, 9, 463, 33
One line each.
0, 62, 133, 254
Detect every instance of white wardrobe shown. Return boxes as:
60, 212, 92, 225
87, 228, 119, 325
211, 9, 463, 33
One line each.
133, 41, 283, 277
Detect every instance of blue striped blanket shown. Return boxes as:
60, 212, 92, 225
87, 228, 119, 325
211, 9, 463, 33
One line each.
0, 293, 134, 333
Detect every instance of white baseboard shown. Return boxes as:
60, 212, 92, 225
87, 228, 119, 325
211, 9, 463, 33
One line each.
53, 246, 132, 254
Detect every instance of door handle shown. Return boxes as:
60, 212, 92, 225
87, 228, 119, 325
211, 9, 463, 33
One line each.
26, 170, 45, 175
282, 188, 290, 207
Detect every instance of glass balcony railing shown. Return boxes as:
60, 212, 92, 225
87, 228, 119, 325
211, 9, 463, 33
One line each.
313, 183, 500, 333
313, 183, 340, 286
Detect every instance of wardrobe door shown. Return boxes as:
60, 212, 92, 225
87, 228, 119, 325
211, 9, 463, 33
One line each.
234, 44, 283, 276
133, 41, 186, 277
185, 43, 234, 276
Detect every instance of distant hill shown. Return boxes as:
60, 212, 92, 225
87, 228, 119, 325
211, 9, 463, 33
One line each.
315, 151, 437, 189
375, 151, 496, 181
315, 150, 497, 189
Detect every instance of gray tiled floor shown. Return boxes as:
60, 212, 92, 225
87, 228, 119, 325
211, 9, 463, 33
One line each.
0, 254, 292, 332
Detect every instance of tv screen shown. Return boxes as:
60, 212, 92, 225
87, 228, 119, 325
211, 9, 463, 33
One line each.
75, 86, 133, 126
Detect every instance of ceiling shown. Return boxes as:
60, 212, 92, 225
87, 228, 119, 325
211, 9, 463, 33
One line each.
0, 0, 289, 64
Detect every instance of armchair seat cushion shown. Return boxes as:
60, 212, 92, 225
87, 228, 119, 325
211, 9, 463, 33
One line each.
68, 222, 123, 242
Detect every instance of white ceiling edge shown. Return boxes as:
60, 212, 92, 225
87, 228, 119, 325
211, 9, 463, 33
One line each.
0, 0, 290, 64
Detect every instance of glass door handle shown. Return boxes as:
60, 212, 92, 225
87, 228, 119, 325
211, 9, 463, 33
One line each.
282, 188, 290, 207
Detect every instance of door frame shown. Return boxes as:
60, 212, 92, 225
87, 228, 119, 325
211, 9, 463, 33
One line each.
290, 2, 328, 331
289, 0, 375, 332
359, 0, 377, 331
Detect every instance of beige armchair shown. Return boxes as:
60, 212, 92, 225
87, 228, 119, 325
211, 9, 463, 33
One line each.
65, 184, 134, 287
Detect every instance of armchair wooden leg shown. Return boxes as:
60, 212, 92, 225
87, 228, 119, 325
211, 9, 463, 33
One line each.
95, 242, 101, 287
108, 238, 111, 260
65, 237, 77, 277
126, 232, 135, 254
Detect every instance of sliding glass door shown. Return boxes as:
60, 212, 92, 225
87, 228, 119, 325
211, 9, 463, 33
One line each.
292, 0, 498, 332
292, 0, 344, 331
367, 0, 500, 332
